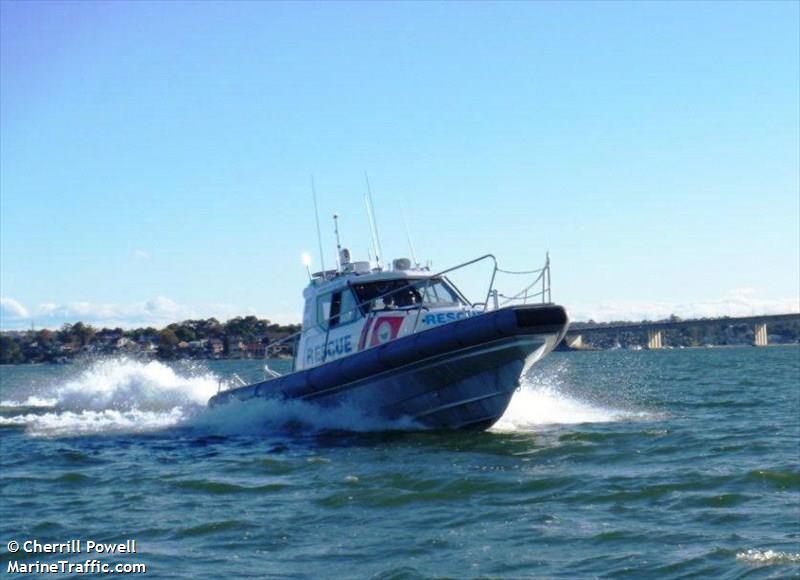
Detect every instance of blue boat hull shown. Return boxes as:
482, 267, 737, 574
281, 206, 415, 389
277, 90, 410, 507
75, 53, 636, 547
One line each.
208, 304, 569, 430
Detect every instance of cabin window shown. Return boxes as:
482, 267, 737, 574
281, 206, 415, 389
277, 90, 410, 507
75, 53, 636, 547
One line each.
352, 280, 422, 313
337, 288, 359, 325
316, 293, 332, 327
318, 289, 360, 328
420, 279, 461, 307
352, 278, 463, 313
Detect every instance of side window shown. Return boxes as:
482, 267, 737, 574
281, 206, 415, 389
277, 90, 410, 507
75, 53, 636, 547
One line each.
327, 289, 359, 328
338, 289, 359, 325
317, 293, 332, 327
329, 292, 342, 327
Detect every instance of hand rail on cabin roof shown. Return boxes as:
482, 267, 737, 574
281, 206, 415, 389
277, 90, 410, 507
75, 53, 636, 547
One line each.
261, 254, 500, 361
260, 253, 551, 359
214, 253, 552, 392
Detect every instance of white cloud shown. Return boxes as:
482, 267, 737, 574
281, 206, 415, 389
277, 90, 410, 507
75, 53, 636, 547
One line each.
570, 290, 800, 323
31, 297, 199, 328
0, 297, 30, 321
0, 293, 306, 330
133, 249, 150, 260
142, 297, 190, 319
0, 297, 282, 330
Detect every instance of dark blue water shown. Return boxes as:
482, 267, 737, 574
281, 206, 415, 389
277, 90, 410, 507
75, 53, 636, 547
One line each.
1, 347, 798, 578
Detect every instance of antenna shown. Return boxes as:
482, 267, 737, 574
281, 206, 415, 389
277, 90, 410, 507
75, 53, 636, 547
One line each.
402, 209, 418, 267
364, 172, 384, 270
302, 252, 313, 281
363, 194, 378, 269
333, 213, 342, 272
311, 175, 326, 276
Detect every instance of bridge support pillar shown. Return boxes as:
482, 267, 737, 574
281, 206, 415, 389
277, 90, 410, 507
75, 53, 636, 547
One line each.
754, 323, 768, 347
565, 335, 583, 349
647, 329, 663, 350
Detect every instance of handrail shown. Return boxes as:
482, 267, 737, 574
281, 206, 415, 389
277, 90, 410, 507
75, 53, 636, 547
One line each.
266, 252, 550, 355
264, 363, 282, 379
264, 254, 500, 360
238, 252, 552, 390
498, 253, 551, 307
496, 261, 548, 306
218, 372, 248, 393
495, 266, 546, 275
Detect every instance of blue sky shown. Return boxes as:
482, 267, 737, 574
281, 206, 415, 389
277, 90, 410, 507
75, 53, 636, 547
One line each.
1, 1, 798, 329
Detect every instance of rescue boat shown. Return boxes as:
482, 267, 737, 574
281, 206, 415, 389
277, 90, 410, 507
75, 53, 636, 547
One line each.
208, 248, 569, 431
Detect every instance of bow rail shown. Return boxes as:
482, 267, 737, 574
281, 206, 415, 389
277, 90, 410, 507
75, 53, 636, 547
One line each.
218, 253, 552, 391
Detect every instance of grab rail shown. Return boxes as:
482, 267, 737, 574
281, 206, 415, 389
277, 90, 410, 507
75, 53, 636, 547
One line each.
266, 254, 500, 365
261, 253, 552, 363
217, 372, 249, 393
212, 253, 554, 391
495, 253, 551, 307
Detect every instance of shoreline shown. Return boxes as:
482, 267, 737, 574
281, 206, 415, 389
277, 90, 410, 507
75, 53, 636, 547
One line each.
1, 342, 798, 367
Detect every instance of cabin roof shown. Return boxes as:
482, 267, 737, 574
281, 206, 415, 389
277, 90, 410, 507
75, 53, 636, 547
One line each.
304, 268, 434, 297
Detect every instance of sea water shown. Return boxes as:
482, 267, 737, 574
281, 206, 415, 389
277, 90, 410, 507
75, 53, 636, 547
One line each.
0, 347, 798, 578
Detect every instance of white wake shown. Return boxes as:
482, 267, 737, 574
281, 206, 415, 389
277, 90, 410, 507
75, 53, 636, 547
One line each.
492, 371, 652, 432
1, 358, 651, 437
0, 359, 219, 436
0, 358, 417, 437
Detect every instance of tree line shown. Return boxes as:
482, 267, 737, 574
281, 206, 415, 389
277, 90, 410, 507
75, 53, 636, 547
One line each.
0, 316, 301, 364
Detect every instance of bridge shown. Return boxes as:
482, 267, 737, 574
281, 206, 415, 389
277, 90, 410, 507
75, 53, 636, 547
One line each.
564, 313, 800, 349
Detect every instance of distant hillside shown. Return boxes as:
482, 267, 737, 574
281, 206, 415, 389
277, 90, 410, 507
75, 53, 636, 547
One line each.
0, 317, 301, 364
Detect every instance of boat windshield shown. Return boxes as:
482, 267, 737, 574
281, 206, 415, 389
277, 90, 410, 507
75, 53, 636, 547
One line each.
419, 278, 462, 307
352, 278, 463, 313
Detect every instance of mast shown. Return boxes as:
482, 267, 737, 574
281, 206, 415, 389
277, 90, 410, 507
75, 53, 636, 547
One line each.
402, 209, 418, 267
311, 175, 326, 276
364, 172, 384, 270
333, 213, 342, 272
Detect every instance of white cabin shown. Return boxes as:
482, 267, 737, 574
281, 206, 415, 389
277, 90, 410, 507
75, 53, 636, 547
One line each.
295, 254, 478, 371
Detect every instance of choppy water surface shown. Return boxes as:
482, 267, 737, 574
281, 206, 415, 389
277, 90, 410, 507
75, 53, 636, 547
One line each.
1, 347, 798, 578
